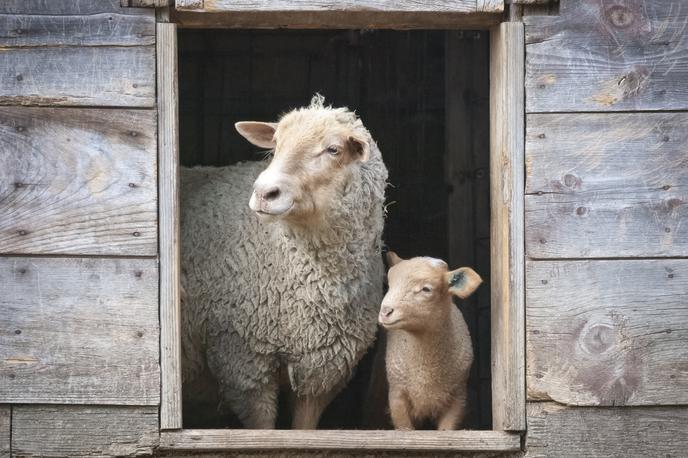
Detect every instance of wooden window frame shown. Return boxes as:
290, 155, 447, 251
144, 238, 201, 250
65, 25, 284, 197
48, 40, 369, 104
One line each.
156, 6, 524, 452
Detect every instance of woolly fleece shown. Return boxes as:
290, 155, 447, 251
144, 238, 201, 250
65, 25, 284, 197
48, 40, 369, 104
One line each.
180, 103, 388, 423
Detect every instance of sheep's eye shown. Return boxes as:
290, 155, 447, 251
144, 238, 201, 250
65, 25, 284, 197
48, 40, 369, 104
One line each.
421, 286, 432, 293
326, 145, 339, 155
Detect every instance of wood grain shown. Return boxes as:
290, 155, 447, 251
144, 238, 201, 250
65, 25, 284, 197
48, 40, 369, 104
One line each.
476, 0, 504, 12
0, 406, 8, 458
158, 22, 183, 430
0, 46, 154, 107
160, 429, 521, 452
489, 22, 526, 432
527, 259, 688, 406
527, 403, 688, 457
0, 107, 157, 256
525, 0, 688, 112
12, 406, 158, 457
0, 257, 160, 405
525, 112, 688, 258
0, 0, 141, 14
200, 0, 478, 13
171, 10, 500, 29
0, 12, 155, 47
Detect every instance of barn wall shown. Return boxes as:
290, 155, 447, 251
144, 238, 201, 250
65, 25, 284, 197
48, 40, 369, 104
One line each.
523, 0, 688, 455
0, 1, 159, 455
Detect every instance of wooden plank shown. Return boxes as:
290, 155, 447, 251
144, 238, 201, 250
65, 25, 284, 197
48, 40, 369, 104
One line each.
476, 0, 504, 12
197, 0, 478, 13
158, 22, 182, 430
489, 22, 526, 432
525, 112, 688, 258
161, 430, 521, 452
176, 0, 204, 9
0, 406, 8, 458
0, 0, 142, 14
12, 406, 158, 457
0, 107, 157, 256
124, 0, 171, 6
525, 0, 688, 112
0, 12, 155, 47
0, 46, 154, 107
526, 403, 688, 457
171, 10, 500, 29
526, 259, 688, 406
0, 257, 160, 405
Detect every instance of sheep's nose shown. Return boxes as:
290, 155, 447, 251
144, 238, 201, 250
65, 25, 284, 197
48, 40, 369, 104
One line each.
257, 185, 281, 202
381, 306, 394, 317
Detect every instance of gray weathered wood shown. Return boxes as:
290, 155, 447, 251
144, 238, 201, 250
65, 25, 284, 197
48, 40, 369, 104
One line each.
0, 406, 8, 458
0, 107, 158, 256
526, 403, 688, 457
0, 12, 155, 47
525, 0, 688, 112
171, 10, 500, 29
161, 430, 521, 452
526, 259, 688, 406
197, 0, 478, 12
0, 257, 160, 404
158, 22, 183, 430
525, 112, 688, 258
0, 0, 140, 14
476, 0, 504, 12
12, 406, 158, 457
489, 22, 526, 432
176, 0, 204, 9
123, 0, 171, 6
0, 46, 154, 107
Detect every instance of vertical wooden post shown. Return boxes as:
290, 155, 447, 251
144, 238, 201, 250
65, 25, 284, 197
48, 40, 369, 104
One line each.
157, 21, 182, 430
489, 21, 526, 432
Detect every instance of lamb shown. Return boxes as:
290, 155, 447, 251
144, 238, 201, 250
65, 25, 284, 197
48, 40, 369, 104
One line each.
180, 95, 388, 429
379, 252, 481, 430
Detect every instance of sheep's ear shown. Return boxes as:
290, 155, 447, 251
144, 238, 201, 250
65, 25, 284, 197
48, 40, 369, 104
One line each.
235, 121, 277, 149
446, 267, 482, 299
386, 251, 403, 267
348, 135, 370, 162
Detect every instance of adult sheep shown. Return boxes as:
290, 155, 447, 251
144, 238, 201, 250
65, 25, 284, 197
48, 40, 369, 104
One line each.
180, 96, 388, 429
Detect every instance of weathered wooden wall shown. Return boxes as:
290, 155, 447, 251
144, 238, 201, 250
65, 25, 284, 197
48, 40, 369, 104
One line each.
523, 0, 688, 456
0, 0, 160, 455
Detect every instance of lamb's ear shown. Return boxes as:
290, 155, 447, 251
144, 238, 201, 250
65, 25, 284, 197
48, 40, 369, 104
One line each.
386, 251, 403, 267
446, 267, 482, 299
348, 135, 370, 162
235, 121, 277, 149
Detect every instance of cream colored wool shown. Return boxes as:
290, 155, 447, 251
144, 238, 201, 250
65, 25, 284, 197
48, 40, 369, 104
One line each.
180, 100, 388, 426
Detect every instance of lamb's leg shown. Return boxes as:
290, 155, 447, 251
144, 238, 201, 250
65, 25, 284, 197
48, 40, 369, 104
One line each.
291, 386, 339, 429
389, 389, 414, 430
436, 394, 467, 431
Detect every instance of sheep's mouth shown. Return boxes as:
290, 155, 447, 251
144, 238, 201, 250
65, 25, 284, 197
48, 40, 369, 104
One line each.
255, 202, 295, 217
379, 318, 404, 328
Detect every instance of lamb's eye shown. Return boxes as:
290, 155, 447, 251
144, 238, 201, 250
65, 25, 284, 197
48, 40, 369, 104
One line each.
421, 286, 432, 293
326, 145, 339, 155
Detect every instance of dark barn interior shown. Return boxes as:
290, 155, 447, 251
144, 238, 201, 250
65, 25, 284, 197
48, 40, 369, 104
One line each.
178, 28, 491, 430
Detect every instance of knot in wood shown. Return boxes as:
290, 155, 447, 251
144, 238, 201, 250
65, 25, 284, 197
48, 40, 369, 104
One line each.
605, 5, 635, 29
580, 323, 615, 355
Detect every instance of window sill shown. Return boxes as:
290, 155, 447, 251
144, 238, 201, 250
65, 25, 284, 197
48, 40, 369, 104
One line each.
159, 429, 522, 452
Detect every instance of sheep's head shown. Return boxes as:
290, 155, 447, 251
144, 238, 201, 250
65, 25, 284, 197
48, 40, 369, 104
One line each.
235, 96, 371, 224
379, 252, 482, 332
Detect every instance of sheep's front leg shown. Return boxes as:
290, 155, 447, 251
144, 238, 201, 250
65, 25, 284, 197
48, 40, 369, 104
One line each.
436, 394, 467, 431
389, 389, 414, 430
291, 386, 339, 429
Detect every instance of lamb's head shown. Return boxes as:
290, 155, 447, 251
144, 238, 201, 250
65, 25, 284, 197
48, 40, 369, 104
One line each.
379, 252, 482, 332
235, 95, 371, 224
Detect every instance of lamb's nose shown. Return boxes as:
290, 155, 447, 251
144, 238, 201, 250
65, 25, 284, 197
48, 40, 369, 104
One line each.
381, 306, 394, 317
259, 186, 281, 202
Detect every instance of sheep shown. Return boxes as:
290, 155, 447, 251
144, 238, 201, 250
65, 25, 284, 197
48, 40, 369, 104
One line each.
379, 252, 481, 430
180, 95, 388, 429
